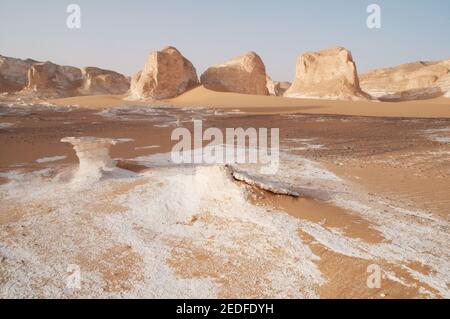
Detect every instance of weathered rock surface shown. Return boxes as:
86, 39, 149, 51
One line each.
25, 62, 83, 97
80, 67, 129, 95
0, 54, 130, 98
266, 76, 291, 96
201, 52, 269, 95
360, 60, 450, 100
129, 46, 199, 100
0, 55, 37, 92
284, 47, 369, 101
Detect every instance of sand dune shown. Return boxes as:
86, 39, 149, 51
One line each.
50, 85, 450, 118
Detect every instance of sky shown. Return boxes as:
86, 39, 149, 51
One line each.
1, 0, 449, 81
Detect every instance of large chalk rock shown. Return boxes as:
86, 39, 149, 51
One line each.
201, 52, 269, 95
129, 46, 199, 100
80, 67, 130, 95
25, 62, 83, 97
284, 47, 369, 101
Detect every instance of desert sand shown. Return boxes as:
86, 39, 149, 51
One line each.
49, 85, 450, 118
1, 47, 450, 299
1, 100, 449, 298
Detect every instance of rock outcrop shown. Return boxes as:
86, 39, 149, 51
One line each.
201, 52, 269, 95
0, 54, 130, 98
80, 67, 129, 95
266, 76, 291, 96
0, 55, 37, 92
360, 60, 450, 101
25, 62, 83, 97
284, 47, 369, 101
129, 46, 199, 100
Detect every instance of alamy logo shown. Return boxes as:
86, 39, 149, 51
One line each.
66, 4, 81, 29
366, 4, 381, 29
171, 120, 279, 174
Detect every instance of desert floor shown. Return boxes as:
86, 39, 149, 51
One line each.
50, 86, 450, 118
0, 93, 449, 298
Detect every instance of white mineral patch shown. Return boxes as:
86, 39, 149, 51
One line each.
35, 156, 67, 163
0, 122, 14, 129
423, 128, 450, 144
0, 160, 324, 298
0, 136, 449, 298
283, 138, 326, 151
135, 145, 160, 150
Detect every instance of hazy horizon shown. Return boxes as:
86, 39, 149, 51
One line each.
1, 0, 449, 81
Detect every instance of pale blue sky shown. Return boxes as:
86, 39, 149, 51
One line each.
0, 0, 449, 81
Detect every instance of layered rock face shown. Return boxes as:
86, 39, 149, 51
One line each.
201, 52, 269, 95
80, 67, 130, 95
266, 76, 291, 96
284, 47, 369, 101
360, 60, 450, 100
0, 55, 37, 92
129, 46, 199, 100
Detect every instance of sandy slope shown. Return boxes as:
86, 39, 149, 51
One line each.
49, 86, 450, 118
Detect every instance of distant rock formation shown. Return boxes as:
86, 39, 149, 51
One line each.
0, 55, 129, 98
129, 46, 199, 100
201, 52, 269, 95
0, 55, 37, 92
360, 60, 450, 101
284, 47, 369, 101
80, 67, 130, 95
266, 76, 291, 96
25, 62, 83, 97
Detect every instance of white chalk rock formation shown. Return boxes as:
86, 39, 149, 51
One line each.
25, 63, 130, 98
360, 60, 450, 100
229, 166, 300, 197
25, 62, 83, 98
129, 46, 199, 100
61, 136, 134, 185
201, 52, 269, 95
0, 55, 38, 92
266, 76, 291, 96
79, 67, 130, 95
284, 47, 369, 101
0, 54, 130, 98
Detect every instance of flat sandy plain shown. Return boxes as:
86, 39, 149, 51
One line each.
0, 89, 449, 298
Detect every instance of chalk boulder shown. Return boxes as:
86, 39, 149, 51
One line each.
80, 67, 130, 95
201, 52, 269, 95
129, 46, 199, 100
284, 47, 369, 101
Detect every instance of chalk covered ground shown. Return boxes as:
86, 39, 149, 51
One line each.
0, 104, 449, 298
